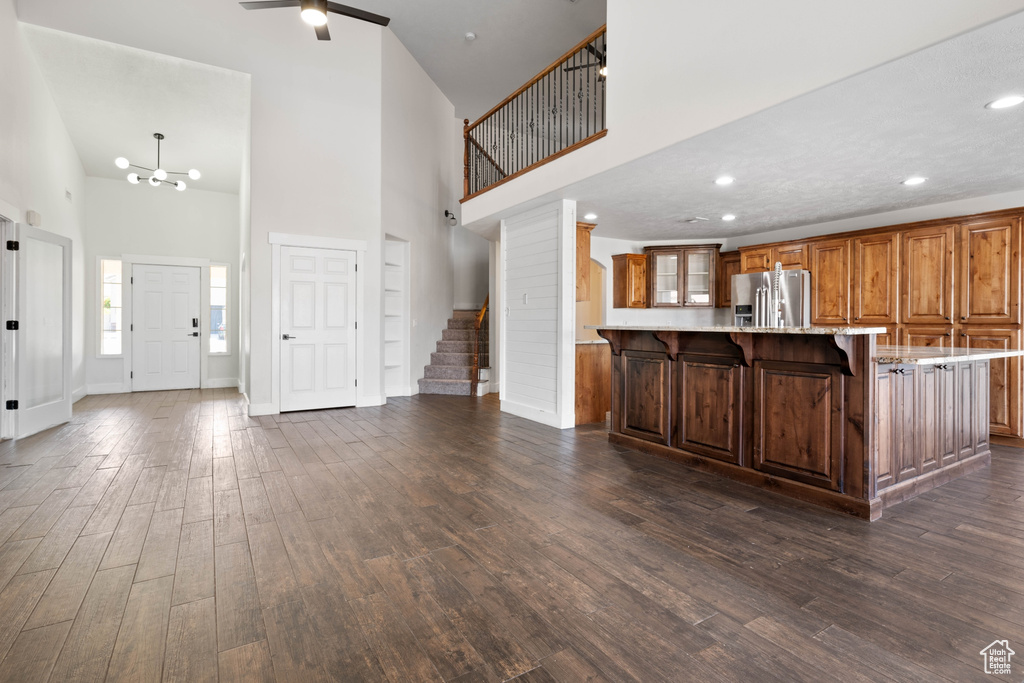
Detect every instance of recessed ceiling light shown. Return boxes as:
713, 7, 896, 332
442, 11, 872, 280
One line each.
714, 176, 734, 186
902, 176, 928, 186
722, 214, 736, 221
583, 213, 598, 221
986, 95, 1024, 110
465, 32, 476, 41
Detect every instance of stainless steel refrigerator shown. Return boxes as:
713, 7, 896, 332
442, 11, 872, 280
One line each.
731, 267, 811, 327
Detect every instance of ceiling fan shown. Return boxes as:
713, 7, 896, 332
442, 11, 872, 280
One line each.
239, 0, 390, 41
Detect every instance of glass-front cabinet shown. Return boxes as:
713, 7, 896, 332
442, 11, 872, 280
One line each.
645, 245, 719, 308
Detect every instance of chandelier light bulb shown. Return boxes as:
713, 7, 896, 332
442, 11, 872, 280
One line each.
153, 168, 168, 181
115, 157, 130, 169
188, 169, 201, 180
149, 176, 161, 187
176, 181, 187, 192
127, 173, 140, 184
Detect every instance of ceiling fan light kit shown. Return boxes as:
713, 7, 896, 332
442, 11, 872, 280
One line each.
239, 0, 390, 41
115, 133, 200, 191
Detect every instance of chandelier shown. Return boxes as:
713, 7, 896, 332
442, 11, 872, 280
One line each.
114, 133, 200, 192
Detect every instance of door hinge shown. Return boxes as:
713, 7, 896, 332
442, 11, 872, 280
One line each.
130, 324, 133, 332
5, 240, 18, 251
355, 321, 358, 330
5, 400, 17, 410
355, 379, 358, 387
355, 264, 358, 272
5, 321, 17, 331
130, 276, 133, 284
130, 371, 133, 378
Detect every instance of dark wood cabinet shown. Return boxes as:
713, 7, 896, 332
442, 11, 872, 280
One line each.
810, 239, 850, 325
739, 243, 808, 273
959, 326, 1021, 437
752, 360, 842, 491
646, 246, 683, 307
612, 254, 647, 308
576, 221, 595, 302
675, 357, 743, 464
619, 349, 671, 444
852, 233, 899, 325
959, 217, 1020, 325
716, 251, 741, 309
902, 225, 955, 324
575, 343, 610, 425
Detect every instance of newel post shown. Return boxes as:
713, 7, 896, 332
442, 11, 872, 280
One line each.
463, 119, 470, 199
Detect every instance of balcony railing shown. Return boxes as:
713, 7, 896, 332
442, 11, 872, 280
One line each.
462, 25, 607, 201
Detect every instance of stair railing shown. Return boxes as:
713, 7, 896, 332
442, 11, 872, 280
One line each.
470, 295, 489, 397
462, 25, 607, 201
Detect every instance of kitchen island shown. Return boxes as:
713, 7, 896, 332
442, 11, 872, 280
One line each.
589, 325, 1024, 519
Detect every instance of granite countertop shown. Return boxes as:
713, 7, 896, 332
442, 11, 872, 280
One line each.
585, 325, 887, 335
875, 345, 1024, 365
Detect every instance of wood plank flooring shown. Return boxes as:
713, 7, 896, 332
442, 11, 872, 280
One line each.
0, 389, 1020, 681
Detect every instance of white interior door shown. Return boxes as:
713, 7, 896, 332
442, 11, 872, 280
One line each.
7, 224, 73, 438
132, 264, 201, 391
280, 246, 356, 411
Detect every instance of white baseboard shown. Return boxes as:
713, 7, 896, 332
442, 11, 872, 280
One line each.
72, 386, 88, 403
204, 377, 239, 389
488, 381, 500, 394
86, 382, 128, 395
385, 385, 414, 397
248, 402, 276, 417
357, 394, 385, 407
500, 398, 573, 429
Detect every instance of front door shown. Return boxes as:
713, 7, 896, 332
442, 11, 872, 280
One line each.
132, 264, 201, 391
5, 223, 73, 438
280, 246, 356, 411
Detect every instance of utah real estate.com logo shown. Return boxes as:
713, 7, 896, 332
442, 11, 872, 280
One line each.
981, 640, 1015, 675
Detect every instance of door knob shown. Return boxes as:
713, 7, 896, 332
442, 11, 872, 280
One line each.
188, 332, 198, 337
282, 334, 297, 340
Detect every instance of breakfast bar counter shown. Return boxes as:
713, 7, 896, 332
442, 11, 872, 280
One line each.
588, 326, 1024, 519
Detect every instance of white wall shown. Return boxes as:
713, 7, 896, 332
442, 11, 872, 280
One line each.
238, 112, 251, 398
500, 199, 576, 428
462, 0, 1024, 227
381, 30, 461, 395
452, 225, 489, 310
0, 0, 87, 399
83, 177, 240, 390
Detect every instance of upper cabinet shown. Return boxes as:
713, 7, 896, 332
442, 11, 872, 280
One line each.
612, 254, 647, 308
810, 239, 850, 325
716, 251, 741, 310
959, 217, 1020, 325
739, 243, 808, 273
645, 245, 719, 308
901, 225, 955, 324
575, 222, 596, 302
852, 233, 899, 325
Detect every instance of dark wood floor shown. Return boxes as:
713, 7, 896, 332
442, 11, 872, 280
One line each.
0, 390, 1020, 682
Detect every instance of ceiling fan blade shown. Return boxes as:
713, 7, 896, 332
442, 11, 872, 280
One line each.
239, 0, 301, 9
325, 1, 390, 26
315, 22, 331, 40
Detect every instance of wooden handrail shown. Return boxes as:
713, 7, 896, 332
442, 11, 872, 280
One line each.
467, 137, 508, 179
470, 295, 489, 397
466, 24, 607, 134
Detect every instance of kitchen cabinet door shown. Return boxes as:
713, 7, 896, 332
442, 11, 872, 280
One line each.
810, 239, 850, 325
612, 254, 647, 308
901, 325, 953, 349
682, 247, 716, 307
772, 243, 809, 270
647, 247, 683, 307
716, 251, 741, 309
959, 217, 1020, 325
740, 248, 771, 273
959, 326, 1021, 437
852, 233, 899, 325
902, 225, 955, 324
576, 222, 595, 302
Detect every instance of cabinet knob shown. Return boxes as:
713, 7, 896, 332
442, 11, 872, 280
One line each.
945, 316, 950, 321
945, 332, 950, 337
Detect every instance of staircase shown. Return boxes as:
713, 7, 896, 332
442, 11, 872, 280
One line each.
417, 310, 490, 396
